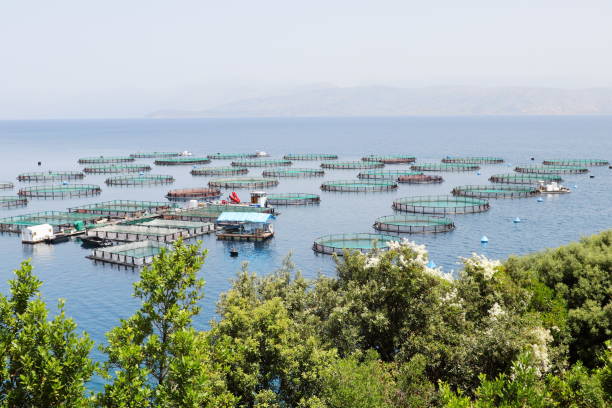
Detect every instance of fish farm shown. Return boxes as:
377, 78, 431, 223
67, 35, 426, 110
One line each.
163, 204, 271, 222
489, 173, 563, 184
69, 200, 173, 217
105, 175, 175, 186
542, 159, 609, 167
165, 188, 221, 201
88, 241, 166, 267
18, 184, 102, 198
130, 152, 180, 158
135, 219, 215, 236
266, 193, 321, 205
0, 182, 14, 189
191, 167, 249, 176
154, 157, 211, 165
262, 168, 325, 177
373, 215, 455, 234
313, 233, 398, 255
207, 153, 258, 160
283, 153, 338, 160
358, 170, 423, 180
451, 185, 539, 199
393, 195, 490, 214
361, 154, 416, 164
83, 164, 152, 174
17, 171, 84, 182
208, 177, 279, 189
0, 211, 103, 233
515, 165, 589, 174
397, 174, 444, 184
231, 159, 292, 167
86, 225, 187, 243
441, 156, 504, 164
321, 180, 398, 192
320, 161, 384, 169
78, 156, 134, 164
410, 163, 480, 172
0, 196, 28, 208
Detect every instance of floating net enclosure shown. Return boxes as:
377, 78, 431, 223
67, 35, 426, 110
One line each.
130, 152, 180, 158
358, 170, 423, 180
489, 173, 562, 184
86, 225, 185, 243
361, 155, 416, 164
283, 153, 338, 160
154, 157, 211, 165
0, 211, 103, 232
441, 156, 504, 164
69, 200, 174, 216
207, 153, 258, 160
0, 182, 14, 190
397, 174, 444, 184
321, 180, 397, 192
313, 233, 399, 255
374, 215, 455, 233
542, 159, 609, 167
191, 166, 248, 176
451, 185, 539, 199
78, 156, 134, 164
266, 193, 320, 205
165, 188, 221, 201
18, 184, 101, 198
411, 163, 480, 172
83, 164, 151, 174
0, 196, 28, 208
105, 175, 175, 186
231, 159, 292, 167
321, 161, 384, 169
163, 204, 271, 222
515, 165, 588, 174
88, 241, 166, 267
393, 195, 490, 214
262, 168, 325, 177
17, 171, 84, 182
208, 177, 279, 189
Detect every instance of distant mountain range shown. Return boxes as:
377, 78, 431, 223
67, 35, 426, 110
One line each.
147, 86, 612, 118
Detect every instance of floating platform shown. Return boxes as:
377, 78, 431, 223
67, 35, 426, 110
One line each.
321, 180, 397, 192
393, 195, 490, 214
441, 156, 504, 164
231, 159, 292, 167
78, 156, 134, 164
266, 193, 320, 205
0, 196, 28, 208
130, 152, 180, 158
191, 166, 249, 176
86, 225, 186, 243
358, 170, 423, 180
208, 177, 279, 189
68, 200, 174, 217
0, 182, 14, 190
163, 204, 272, 222
374, 215, 455, 234
17, 171, 84, 182
361, 155, 416, 164
411, 163, 480, 172
489, 173, 563, 184
105, 175, 175, 186
18, 184, 101, 199
397, 174, 444, 184
262, 168, 325, 177
451, 185, 539, 199
542, 159, 609, 167
207, 153, 258, 160
321, 161, 384, 170
313, 233, 398, 255
83, 164, 151, 174
283, 153, 338, 161
135, 219, 214, 236
515, 165, 588, 174
154, 157, 211, 165
0, 211, 103, 233
165, 188, 221, 201
88, 241, 166, 267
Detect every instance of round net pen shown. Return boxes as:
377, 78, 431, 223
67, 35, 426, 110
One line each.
154, 157, 211, 165
321, 161, 384, 170
441, 156, 504, 164
361, 155, 416, 164
165, 188, 221, 201
489, 173, 562, 184
515, 165, 588, 174
0, 182, 15, 190
0, 196, 28, 208
105, 175, 175, 186
411, 163, 480, 172
398, 174, 444, 184
267, 193, 320, 205
451, 185, 539, 199
207, 153, 258, 160
18, 184, 102, 198
313, 233, 398, 255
358, 170, 423, 180
262, 168, 325, 177
130, 152, 180, 158
78, 156, 134, 164
231, 159, 292, 167
283, 153, 338, 160
374, 215, 455, 234
542, 159, 609, 167
393, 195, 490, 214
321, 180, 397, 192
17, 171, 84, 182
191, 166, 249, 176
208, 177, 279, 189
83, 164, 151, 174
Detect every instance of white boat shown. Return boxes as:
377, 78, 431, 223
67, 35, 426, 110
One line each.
179, 150, 193, 156
537, 181, 571, 194
255, 151, 269, 157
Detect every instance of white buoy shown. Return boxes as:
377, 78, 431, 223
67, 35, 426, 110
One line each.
537, 197, 544, 202
480, 235, 489, 243
574, 185, 578, 189
427, 260, 437, 269
513, 217, 521, 223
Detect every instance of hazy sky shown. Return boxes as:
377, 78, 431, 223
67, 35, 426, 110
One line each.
1, 0, 611, 119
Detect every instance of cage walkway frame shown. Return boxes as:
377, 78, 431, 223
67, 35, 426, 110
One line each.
489, 173, 563, 184
313, 233, 399, 255
84, 164, 151, 174
154, 157, 211, 165
262, 168, 325, 177
0, 211, 104, 232
411, 163, 480, 172
17, 171, 84, 182
69, 200, 175, 216
321, 161, 384, 169
208, 177, 279, 189
397, 174, 444, 184
451, 185, 539, 199
191, 167, 249, 176
78, 156, 134, 164
165, 188, 222, 201
231, 159, 292, 167
266, 193, 320, 205
441, 156, 504, 164
542, 159, 609, 167
105, 175, 175, 186
130, 152, 180, 158
393, 195, 490, 214
283, 153, 338, 160
321, 180, 397, 192
18, 184, 101, 198
361, 155, 416, 164
0, 196, 28, 208
207, 153, 259, 160
515, 165, 588, 174
374, 215, 455, 233
358, 170, 423, 180
0, 182, 14, 190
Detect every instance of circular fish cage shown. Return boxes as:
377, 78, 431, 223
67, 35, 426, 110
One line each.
191, 166, 249, 176
489, 173, 563, 184
83, 164, 152, 174
207, 153, 259, 160
542, 159, 609, 167
411, 163, 480, 172
515, 165, 588, 174
208, 177, 279, 189
17, 171, 85, 182
0, 181, 15, 190
262, 168, 325, 177
18, 184, 102, 198
78, 156, 134, 164
358, 170, 423, 180
393, 195, 490, 214
267, 193, 321, 205
451, 185, 539, 199
0, 196, 28, 208
397, 174, 444, 184
441, 156, 504, 164
361, 155, 416, 164
231, 159, 292, 167
321, 180, 397, 192
154, 157, 211, 165
321, 161, 384, 170
374, 215, 455, 234
105, 175, 175, 186
165, 187, 221, 201
130, 152, 180, 158
313, 233, 399, 255
283, 153, 338, 160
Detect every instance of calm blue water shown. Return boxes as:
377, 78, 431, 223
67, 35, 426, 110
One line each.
0, 116, 611, 387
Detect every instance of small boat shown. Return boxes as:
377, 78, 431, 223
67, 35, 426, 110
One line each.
179, 150, 193, 156
537, 181, 571, 194
255, 151, 269, 157
80, 236, 113, 248
45, 234, 70, 244
230, 248, 239, 257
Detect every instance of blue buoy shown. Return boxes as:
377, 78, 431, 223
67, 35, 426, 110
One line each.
537, 197, 544, 202
513, 217, 521, 223
574, 185, 578, 189
427, 260, 437, 269
480, 235, 489, 243
476, 172, 481, 176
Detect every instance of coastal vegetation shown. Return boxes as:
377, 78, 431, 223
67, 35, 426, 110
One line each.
1, 231, 611, 407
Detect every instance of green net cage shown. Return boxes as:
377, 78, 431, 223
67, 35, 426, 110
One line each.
321, 161, 384, 169
283, 153, 338, 160
358, 170, 423, 180
231, 159, 292, 167
208, 177, 279, 189
83, 164, 151, 174
105, 175, 175, 186
515, 165, 588, 174
411, 163, 480, 172
78, 156, 134, 164
451, 184, 539, 199
313, 233, 399, 255
0, 182, 14, 190
397, 174, 444, 184
441, 156, 504, 164
0, 196, 28, 208
165, 188, 222, 201
542, 159, 609, 167
0, 211, 103, 232
191, 166, 248, 176
18, 184, 101, 198
154, 157, 211, 165
266, 193, 320, 205
207, 153, 259, 160
361, 155, 416, 164
489, 173, 562, 184
89, 241, 166, 267
163, 204, 272, 222
321, 180, 398, 192
69, 200, 175, 216
262, 168, 325, 177
130, 152, 180, 158
393, 195, 490, 214
17, 171, 84, 182
374, 215, 455, 233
